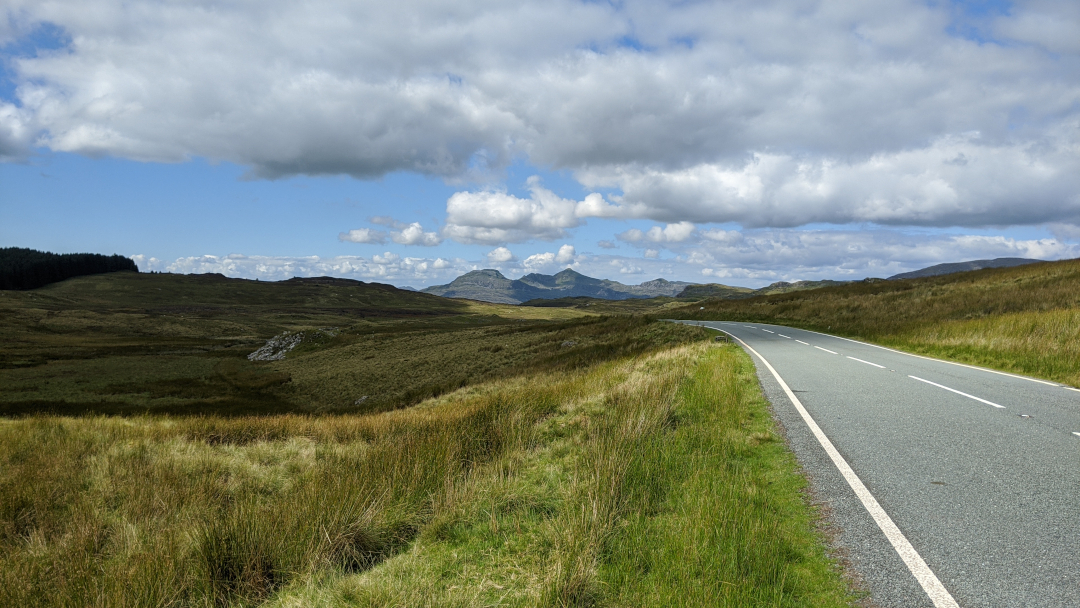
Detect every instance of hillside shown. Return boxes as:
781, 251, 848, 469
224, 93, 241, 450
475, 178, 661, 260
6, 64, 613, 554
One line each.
888, 257, 1042, 280
670, 258, 1080, 386
423, 268, 697, 304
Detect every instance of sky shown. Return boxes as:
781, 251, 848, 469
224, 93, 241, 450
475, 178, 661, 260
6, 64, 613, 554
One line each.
1, 0, 1078, 289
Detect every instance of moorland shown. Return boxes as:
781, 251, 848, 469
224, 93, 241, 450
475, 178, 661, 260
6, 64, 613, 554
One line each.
6, 257, 1077, 607
0, 271, 855, 607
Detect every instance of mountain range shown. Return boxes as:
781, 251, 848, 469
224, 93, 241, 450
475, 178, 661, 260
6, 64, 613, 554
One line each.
421, 269, 696, 304
421, 257, 1050, 305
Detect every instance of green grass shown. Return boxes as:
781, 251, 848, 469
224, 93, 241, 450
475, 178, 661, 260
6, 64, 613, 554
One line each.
0, 341, 857, 607
669, 257, 1080, 386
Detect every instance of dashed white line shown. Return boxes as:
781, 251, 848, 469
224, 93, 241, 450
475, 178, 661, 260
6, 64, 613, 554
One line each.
909, 376, 1006, 409
796, 340, 809, 345
720, 331, 960, 608
793, 327, 1060, 386
848, 356, 886, 369
779, 334, 791, 339
815, 346, 839, 355
744, 325, 755, 328
762, 329, 775, 333
1074, 432, 1080, 438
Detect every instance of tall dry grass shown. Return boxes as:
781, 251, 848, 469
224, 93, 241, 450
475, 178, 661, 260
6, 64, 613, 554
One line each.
0, 378, 562, 607
2, 329, 856, 607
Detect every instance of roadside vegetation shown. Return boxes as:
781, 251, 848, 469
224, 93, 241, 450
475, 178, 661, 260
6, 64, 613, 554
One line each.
670, 258, 1080, 386
0, 340, 855, 607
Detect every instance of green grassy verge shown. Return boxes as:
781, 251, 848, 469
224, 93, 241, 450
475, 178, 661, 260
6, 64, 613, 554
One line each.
0, 340, 856, 607
670, 258, 1080, 386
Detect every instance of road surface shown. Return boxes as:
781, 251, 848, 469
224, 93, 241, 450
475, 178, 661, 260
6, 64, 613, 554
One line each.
675, 320, 1080, 608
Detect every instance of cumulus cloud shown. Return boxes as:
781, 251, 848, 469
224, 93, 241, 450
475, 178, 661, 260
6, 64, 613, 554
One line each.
555, 244, 575, 264
618, 222, 697, 245
132, 252, 474, 285
4, 0, 1080, 230
391, 222, 442, 246
486, 246, 515, 263
444, 178, 596, 244
522, 244, 577, 271
563, 229, 1080, 286
580, 133, 1080, 228
339, 228, 387, 244
597, 240, 617, 249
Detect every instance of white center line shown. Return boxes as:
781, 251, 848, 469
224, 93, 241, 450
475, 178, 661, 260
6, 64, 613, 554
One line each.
744, 325, 755, 328
794, 327, 1059, 386
722, 332, 960, 608
1074, 432, 1080, 438
762, 329, 775, 333
848, 356, 885, 369
815, 346, 839, 354
796, 340, 809, 345
909, 376, 1006, 409
778, 334, 791, 339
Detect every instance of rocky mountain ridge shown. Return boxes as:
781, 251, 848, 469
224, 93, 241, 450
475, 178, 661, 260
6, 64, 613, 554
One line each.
422, 268, 697, 304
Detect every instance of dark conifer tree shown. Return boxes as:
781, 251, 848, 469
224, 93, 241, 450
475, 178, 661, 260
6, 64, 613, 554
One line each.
0, 248, 138, 290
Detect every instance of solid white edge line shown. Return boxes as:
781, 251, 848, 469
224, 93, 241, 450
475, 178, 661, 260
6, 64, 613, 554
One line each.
815, 346, 839, 355
717, 330, 960, 608
790, 326, 1060, 387
909, 376, 1006, 409
796, 340, 810, 345
1065, 387, 1080, 393
848, 356, 886, 369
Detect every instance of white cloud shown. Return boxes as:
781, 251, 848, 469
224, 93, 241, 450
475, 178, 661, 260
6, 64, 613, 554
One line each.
644, 249, 659, 259
597, 240, 617, 249
521, 243, 577, 271
522, 251, 555, 270
339, 228, 387, 244
444, 177, 588, 244
391, 222, 442, 246
555, 244, 575, 264
3, 0, 1080, 232
486, 246, 515, 263
618, 221, 697, 245
133, 252, 474, 285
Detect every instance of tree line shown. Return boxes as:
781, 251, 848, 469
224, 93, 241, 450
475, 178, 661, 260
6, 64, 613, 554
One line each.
0, 247, 138, 290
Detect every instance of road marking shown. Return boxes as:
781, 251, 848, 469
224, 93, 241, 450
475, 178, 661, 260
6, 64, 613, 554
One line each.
815, 346, 838, 354
762, 329, 775, 333
791, 327, 1060, 386
744, 325, 755, 328
848, 356, 885, 369
796, 340, 809, 345
779, 334, 791, 339
1064, 387, 1080, 393
718, 331, 960, 608
909, 376, 1006, 409
1073, 432, 1080, 438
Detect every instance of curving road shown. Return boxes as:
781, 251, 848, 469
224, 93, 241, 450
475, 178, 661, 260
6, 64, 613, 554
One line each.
675, 320, 1080, 608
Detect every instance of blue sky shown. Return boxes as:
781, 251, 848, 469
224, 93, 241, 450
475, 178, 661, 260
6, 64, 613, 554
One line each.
1, 0, 1078, 288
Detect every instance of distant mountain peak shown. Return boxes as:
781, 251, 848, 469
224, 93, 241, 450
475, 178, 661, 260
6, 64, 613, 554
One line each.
423, 268, 697, 304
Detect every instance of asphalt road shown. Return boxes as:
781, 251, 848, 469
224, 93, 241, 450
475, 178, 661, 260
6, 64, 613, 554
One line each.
675, 320, 1080, 608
